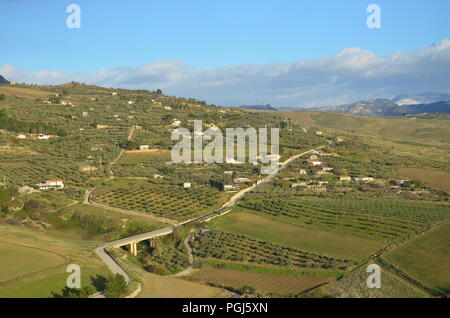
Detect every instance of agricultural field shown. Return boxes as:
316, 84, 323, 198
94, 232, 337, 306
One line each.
307, 265, 429, 298
186, 268, 335, 297
139, 273, 229, 298
92, 178, 230, 221
190, 230, 354, 271
399, 168, 450, 193
0, 224, 109, 298
208, 211, 385, 260
382, 221, 450, 295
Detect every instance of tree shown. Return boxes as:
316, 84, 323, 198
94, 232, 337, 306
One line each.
105, 274, 127, 298
155, 89, 163, 95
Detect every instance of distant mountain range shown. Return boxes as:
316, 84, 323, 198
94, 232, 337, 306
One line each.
0, 74, 9, 85
243, 92, 450, 117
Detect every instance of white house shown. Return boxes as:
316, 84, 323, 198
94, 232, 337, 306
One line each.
340, 176, 352, 182
37, 179, 64, 190
128, 100, 135, 105
139, 145, 150, 150
16, 134, 27, 139
322, 167, 334, 172
299, 169, 307, 175
310, 160, 323, 166
224, 185, 236, 191
182, 182, 192, 188
153, 174, 164, 179
37, 134, 50, 140
112, 92, 118, 96
224, 171, 234, 176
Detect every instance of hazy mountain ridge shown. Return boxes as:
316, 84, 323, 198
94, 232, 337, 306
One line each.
270, 92, 450, 116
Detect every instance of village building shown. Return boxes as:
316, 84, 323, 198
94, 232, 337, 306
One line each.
16, 134, 27, 139
299, 169, 307, 175
78, 164, 98, 172
224, 171, 234, 176
37, 179, 65, 190
224, 185, 236, 191
234, 177, 251, 183
339, 176, 352, 182
153, 174, 164, 179
182, 182, 192, 188
96, 124, 108, 129
139, 145, 150, 150
309, 160, 323, 166
36, 134, 50, 140
112, 92, 118, 96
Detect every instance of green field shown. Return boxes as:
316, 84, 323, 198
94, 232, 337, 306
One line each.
383, 221, 450, 294
209, 211, 385, 260
0, 241, 67, 283
0, 225, 109, 298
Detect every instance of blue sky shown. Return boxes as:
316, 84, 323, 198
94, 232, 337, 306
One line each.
1, 0, 450, 106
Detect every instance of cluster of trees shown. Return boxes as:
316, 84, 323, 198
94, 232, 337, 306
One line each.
0, 108, 67, 136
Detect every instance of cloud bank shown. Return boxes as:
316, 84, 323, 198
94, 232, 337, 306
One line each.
2, 39, 450, 107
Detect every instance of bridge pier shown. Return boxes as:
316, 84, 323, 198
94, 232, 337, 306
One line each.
130, 242, 138, 256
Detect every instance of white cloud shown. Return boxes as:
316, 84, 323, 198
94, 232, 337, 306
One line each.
2, 39, 450, 107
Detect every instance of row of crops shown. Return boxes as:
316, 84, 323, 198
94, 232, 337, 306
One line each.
0, 157, 100, 187
190, 230, 353, 270
93, 183, 224, 220
238, 197, 426, 242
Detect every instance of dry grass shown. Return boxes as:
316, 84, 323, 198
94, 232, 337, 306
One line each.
187, 268, 334, 296
399, 168, 450, 192
0, 86, 52, 99
139, 273, 229, 298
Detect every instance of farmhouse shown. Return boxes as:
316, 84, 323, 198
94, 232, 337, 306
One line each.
182, 182, 192, 188
36, 134, 50, 140
322, 167, 334, 172
299, 169, 307, 175
234, 177, 251, 183
139, 145, 150, 150
112, 92, 118, 96
153, 174, 164, 179
128, 100, 135, 105
340, 176, 352, 182
309, 155, 318, 160
315, 131, 323, 136
96, 124, 108, 129
78, 164, 98, 172
16, 134, 27, 139
355, 177, 375, 183
37, 179, 65, 190
309, 160, 323, 166
291, 182, 308, 188
224, 171, 234, 176
224, 185, 236, 190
